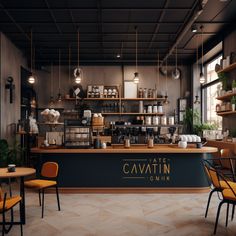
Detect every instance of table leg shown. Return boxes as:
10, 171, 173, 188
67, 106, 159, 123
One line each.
20, 176, 26, 224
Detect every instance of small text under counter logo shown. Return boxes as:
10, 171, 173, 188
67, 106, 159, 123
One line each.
122, 157, 171, 182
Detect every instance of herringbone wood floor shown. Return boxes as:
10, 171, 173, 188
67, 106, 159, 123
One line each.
7, 190, 236, 236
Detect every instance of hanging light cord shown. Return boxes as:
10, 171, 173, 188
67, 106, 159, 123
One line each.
175, 47, 177, 70
196, 34, 198, 75
165, 59, 168, 92
135, 27, 138, 72
30, 29, 33, 73
59, 49, 61, 92
78, 29, 80, 69
69, 46, 71, 84
201, 26, 204, 72
51, 63, 53, 98
157, 50, 160, 86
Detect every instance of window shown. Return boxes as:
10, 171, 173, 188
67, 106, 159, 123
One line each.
202, 55, 222, 129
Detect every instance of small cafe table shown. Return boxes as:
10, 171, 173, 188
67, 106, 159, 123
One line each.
0, 167, 36, 224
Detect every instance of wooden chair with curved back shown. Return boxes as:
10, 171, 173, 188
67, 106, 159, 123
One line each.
213, 167, 236, 234
24, 162, 61, 218
0, 187, 23, 236
203, 159, 232, 218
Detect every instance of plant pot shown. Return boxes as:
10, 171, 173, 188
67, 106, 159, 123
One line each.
232, 137, 236, 142
233, 87, 236, 93
232, 104, 236, 111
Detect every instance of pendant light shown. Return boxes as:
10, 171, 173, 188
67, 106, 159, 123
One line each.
28, 29, 36, 84
172, 46, 180, 80
133, 26, 139, 84
157, 51, 160, 86
163, 60, 170, 105
74, 29, 82, 84
57, 49, 62, 102
199, 25, 205, 84
68, 45, 71, 85
49, 62, 54, 106
194, 34, 200, 105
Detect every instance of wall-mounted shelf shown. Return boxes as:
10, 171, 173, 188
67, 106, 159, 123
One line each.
217, 62, 236, 74
216, 92, 236, 100
37, 122, 64, 125
64, 97, 164, 101
113, 124, 182, 128
216, 111, 236, 116
101, 113, 164, 116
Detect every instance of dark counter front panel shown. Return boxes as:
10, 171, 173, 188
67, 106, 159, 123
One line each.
36, 153, 210, 188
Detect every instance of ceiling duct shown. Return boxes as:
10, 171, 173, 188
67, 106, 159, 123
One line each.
161, 0, 209, 65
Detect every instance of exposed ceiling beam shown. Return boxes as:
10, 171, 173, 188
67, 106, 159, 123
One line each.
161, 0, 209, 65
0, 2, 30, 40
43, 0, 62, 34
1, 8, 192, 11
146, 0, 170, 52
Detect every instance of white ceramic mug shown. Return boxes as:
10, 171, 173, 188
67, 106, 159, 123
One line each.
178, 141, 187, 148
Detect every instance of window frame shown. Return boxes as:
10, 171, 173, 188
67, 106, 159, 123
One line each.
201, 53, 222, 126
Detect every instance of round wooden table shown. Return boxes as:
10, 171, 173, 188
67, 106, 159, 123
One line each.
0, 167, 36, 224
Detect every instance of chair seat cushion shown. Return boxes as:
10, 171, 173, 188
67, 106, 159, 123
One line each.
222, 188, 236, 201
219, 180, 236, 189
24, 179, 57, 189
0, 196, 22, 212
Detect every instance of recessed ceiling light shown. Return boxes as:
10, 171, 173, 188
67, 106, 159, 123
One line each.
116, 54, 121, 58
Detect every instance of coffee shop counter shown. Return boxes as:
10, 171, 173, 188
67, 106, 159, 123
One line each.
30, 145, 217, 193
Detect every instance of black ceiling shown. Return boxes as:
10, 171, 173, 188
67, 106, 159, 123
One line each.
0, 0, 236, 66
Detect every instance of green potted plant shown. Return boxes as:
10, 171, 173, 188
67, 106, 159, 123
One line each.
218, 72, 228, 95
231, 96, 236, 111
193, 123, 217, 137
0, 139, 24, 167
183, 108, 200, 134
232, 80, 236, 93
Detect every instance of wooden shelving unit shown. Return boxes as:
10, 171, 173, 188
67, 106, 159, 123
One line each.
216, 111, 236, 116
216, 92, 236, 100
64, 97, 165, 101
37, 122, 64, 125
101, 112, 164, 116
217, 62, 236, 74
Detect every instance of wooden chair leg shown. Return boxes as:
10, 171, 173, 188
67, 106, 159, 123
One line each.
38, 190, 41, 206
226, 203, 229, 227
55, 185, 60, 211
19, 202, 23, 236
232, 204, 235, 221
205, 189, 216, 218
214, 201, 225, 235
2, 212, 5, 236
41, 189, 45, 218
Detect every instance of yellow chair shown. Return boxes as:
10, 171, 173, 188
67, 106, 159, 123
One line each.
0, 187, 23, 236
213, 168, 236, 234
24, 162, 61, 218
202, 159, 236, 218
